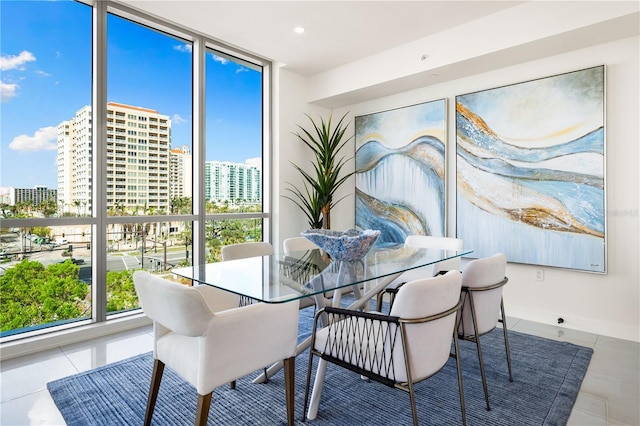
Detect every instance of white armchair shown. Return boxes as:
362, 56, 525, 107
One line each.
458, 252, 513, 411
283, 236, 319, 253
221, 241, 274, 261
304, 270, 467, 425
133, 271, 299, 426
377, 235, 464, 311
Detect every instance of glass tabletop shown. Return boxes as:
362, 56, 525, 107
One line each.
172, 245, 473, 304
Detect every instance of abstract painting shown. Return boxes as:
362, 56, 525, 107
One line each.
456, 66, 605, 272
355, 99, 447, 246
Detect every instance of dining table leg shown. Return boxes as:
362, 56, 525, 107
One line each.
306, 358, 328, 420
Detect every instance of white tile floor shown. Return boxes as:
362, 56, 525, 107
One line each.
1, 318, 638, 425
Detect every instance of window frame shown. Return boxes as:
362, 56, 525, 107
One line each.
0, 0, 272, 348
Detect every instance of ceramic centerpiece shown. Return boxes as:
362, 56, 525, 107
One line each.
301, 228, 380, 261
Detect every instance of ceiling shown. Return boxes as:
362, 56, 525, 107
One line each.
121, 1, 524, 77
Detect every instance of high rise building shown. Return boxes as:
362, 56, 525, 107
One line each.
169, 145, 192, 200
57, 102, 172, 214
4, 186, 57, 207
204, 161, 262, 204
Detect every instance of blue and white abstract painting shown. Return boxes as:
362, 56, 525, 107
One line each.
456, 66, 605, 272
355, 99, 447, 246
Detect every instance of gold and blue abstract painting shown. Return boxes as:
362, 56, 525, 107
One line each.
355, 99, 447, 246
456, 66, 605, 272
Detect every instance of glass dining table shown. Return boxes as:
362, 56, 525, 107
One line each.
172, 244, 472, 309
172, 243, 472, 382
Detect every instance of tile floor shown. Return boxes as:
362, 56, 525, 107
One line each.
1, 318, 638, 425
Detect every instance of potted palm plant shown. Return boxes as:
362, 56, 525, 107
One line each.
284, 112, 354, 229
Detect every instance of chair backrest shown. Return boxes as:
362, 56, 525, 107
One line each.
389, 270, 462, 382
221, 241, 274, 261
133, 270, 213, 337
283, 236, 318, 254
404, 235, 464, 274
458, 253, 507, 337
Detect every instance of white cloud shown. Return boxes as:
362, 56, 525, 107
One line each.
9, 126, 59, 152
174, 44, 192, 53
212, 54, 228, 65
0, 51, 36, 71
236, 67, 249, 74
245, 157, 262, 168
35, 70, 52, 77
1, 82, 18, 102
172, 113, 187, 124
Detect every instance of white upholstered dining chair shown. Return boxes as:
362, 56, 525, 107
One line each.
377, 235, 464, 311
220, 241, 276, 383
304, 270, 467, 426
283, 236, 319, 254
221, 241, 274, 261
133, 270, 299, 426
457, 252, 513, 411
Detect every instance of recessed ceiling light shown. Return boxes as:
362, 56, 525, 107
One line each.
294, 26, 305, 34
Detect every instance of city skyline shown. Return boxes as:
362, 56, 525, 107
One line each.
0, 101, 262, 211
1, 0, 264, 190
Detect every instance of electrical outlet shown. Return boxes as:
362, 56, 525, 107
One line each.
535, 269, 544, 281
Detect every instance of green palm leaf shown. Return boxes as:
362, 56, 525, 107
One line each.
285, 112, 354, 229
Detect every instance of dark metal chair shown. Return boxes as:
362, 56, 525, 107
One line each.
303, 270, 467, 426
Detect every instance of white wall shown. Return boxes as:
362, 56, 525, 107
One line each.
275, 36, 639, 342
273, 68, 331, 248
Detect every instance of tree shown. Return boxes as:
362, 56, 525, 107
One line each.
73, 199, 82, 216
106, 270, 139, 312
31, 226, 52, 239
37, 198, 58, 217
0, 260, 89, 332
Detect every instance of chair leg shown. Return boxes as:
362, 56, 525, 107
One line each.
452, 331, 468, 426
283, 357, 295, 426
469, 293, 491, 411
144, 359, 165, 426
195, 392, 212, 426
376, 291, 384, 312
500, 298, 514, 382
302, 349, 316, 421
395, 323, 420, 426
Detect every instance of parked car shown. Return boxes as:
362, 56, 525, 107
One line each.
52, 238, 68, 247
58, 258, 85, 265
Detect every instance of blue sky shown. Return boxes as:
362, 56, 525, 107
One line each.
1, 0, 263, 190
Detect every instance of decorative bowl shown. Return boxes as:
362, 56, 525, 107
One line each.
301, 228, 381, 262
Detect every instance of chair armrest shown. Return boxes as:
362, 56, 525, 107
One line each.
462, 276, 509, 292
321, 306, 400, 323
375, 283, 404, 313
312, 307, 402, 386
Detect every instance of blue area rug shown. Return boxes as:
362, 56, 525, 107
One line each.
48, 306, 592, 425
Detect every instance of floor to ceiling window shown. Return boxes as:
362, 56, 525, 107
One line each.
204, 50, 265, 262
0, 0, 93, 337
0, 0, 270, 340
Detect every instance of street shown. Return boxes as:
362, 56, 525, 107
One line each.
0, 242, 190, 281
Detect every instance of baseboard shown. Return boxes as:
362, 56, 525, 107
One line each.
507, 304, 640, 343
